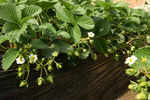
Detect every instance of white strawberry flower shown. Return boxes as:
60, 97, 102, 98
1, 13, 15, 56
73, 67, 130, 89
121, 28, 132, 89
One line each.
29, 54, 38, 63
125, 55, 137, 66
16, 56, 25, 64
88, 32, 95, 38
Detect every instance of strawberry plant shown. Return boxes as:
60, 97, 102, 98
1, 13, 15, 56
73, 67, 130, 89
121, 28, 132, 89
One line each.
0, 0, 149, 88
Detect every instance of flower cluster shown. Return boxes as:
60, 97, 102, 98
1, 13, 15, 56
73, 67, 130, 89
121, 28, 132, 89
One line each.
16, 54, 38, 64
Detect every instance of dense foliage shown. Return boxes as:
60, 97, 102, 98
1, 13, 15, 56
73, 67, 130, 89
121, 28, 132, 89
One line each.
0, 0, 149, 92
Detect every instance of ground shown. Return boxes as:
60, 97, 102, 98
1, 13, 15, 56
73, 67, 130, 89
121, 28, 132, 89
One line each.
117, 91, 137, 100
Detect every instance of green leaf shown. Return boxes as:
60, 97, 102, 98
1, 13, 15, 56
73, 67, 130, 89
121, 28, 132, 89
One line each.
4, 23, 27, 43
41, 41, 73, 57
76, 15, 95, 30
131, 9, 145, 17
0, 0, 8, 3
31, 39, 47, 49
95, 19, 111, 36
131, 46, 150, 68
39, 23, 57, 34
73, 6, 86, 15
0, 3, 21, 24
125, 17, 140, 24
56, 6, 74, 23
94, 1, 111, 9
3, 22, 20, 33
2, 48, 19, 71
117, 34, 125, 44
114, 1, 129, 7
71, 24, 81, 43
57, 30, 70, 38
17, 0, 27, 4
22, 5, 42, 18
0, 35, 7, 44
94, 38, 108, 53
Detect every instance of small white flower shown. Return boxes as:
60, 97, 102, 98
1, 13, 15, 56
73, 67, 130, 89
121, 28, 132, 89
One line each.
16, 56, 25, 64
29, 54, 38, 63
125, 55, 137, 66
88, 32, 95, 38
52, 52, 58, 57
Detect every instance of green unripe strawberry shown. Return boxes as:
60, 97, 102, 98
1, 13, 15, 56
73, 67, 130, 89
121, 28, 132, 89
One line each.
92, 53, 97, 61
74, 51, 79, 56
19, 80, 27, 87
18, 67, 22, 72
83, 49, 87, 53
126, 68, 137, 76
90, 40, 94, 45
113, 46, 117, 51
122, 51, 126, 55
18, 72, 24, 77
37, 77, 43, 86
127, 50, 131, 54
108, 48, 114, 53
48, 65, 53, 72
131, 46, 135, 51
47, 75, 53, 83
136, 92, 146, 100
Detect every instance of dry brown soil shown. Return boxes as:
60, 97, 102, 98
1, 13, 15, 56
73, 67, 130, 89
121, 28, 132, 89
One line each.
117, 91, 137, 100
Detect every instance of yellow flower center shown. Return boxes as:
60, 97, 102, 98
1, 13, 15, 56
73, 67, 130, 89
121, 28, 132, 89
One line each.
31, 56, 35, 60
90, 33, 93, 36
141, 58, 147, 63
129, 58, 133, 62
19, 58, 23, 62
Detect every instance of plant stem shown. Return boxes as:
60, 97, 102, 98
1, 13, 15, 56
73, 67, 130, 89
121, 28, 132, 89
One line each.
0, 49, 5, 52
40, 68, 43, 77
0, 44, 6, 49
38, 15, 44, 38
43, 67, 48, 76
25, 63, 30, 80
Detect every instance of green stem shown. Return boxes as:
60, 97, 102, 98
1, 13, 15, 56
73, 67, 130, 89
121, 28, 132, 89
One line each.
0, 49, 5, 52
43, 67, 48, 76
0, 44, 6, 49
25, 63, 30, 80
38, 15, 44, 38
73, 37, 90, 47
40, 68, 43, 77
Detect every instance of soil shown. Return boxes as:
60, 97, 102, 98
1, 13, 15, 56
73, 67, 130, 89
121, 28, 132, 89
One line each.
117, 91, 137, 100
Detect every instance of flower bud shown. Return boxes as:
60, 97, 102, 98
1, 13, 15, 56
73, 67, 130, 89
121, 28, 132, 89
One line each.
74, 51, 79, 56
92, 53, 97, 61
37, 77, 43, 86
56, 63, 62, 69
19, 80, 27, 87
18, 67, 22, 72
83, 49, 87, 53
48, 65, 53, 72
128, 84, 134, 90
90, 40, 94, 45
131, 46, 135, 51
18, 72, 23, 77
47, 75, 53, 83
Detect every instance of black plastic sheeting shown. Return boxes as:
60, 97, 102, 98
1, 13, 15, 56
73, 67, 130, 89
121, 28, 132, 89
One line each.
0, 54, 133, 100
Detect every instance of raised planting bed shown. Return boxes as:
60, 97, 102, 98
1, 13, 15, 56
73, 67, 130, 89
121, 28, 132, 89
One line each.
0, 54, 133, 100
